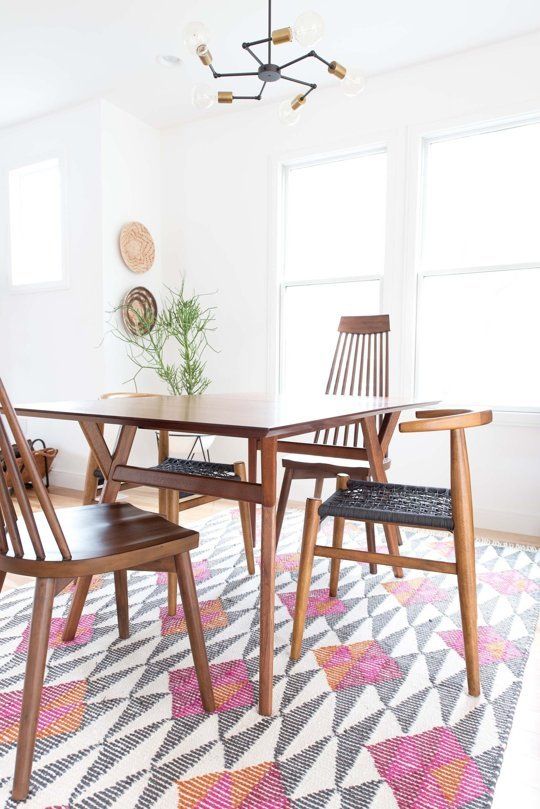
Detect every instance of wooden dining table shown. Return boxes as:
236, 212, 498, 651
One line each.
14, 392, 435, 716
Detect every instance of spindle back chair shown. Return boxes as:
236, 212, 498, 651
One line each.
276, 315, 392, 554
0, 379, 214, 801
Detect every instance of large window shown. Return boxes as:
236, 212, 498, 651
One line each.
416, 121, 540, 410
280, 150, 387, 394
8, 158, 65, 290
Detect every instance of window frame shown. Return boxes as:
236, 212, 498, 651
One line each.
6, 152, 69, 294
272, 136, 398, 396
408, 112, 540, 420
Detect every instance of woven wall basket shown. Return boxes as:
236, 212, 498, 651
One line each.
119, 221, 155, 273
121, 286, 158, 336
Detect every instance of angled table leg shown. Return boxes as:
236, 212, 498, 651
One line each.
68, 422, 137, 634
259, 436, 277, 716
361, 416, 403, 578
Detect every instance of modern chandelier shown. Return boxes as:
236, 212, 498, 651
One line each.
184, 0, 366, 125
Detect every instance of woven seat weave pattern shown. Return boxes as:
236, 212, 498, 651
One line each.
319, 480, 454, 531
152, 457, 240, 481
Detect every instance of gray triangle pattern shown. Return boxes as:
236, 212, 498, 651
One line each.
0, 509, 537, 808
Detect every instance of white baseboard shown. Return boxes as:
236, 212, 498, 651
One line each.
473, 507, 539, 539
50, 469, 85, 491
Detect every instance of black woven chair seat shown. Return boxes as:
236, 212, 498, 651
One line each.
152, 457, 240, 481
319, 480, 453, 531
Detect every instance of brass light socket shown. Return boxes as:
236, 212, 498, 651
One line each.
196, 44, 213, 66
271, 26, 293, 45
291, 94, 306, 111
328, 61, 347, 80
218, 91, 234, 104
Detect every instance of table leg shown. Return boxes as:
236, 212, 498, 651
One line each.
248, 438, 258, 544
100, 425, 137, 504
361, 416, 403, 578
68, 423, 138, 636
259, 436, 277, 716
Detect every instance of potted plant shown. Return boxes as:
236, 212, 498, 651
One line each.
111, 281, 217, 457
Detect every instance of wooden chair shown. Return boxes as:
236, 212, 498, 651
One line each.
0, 379, 215, 801
276, 315, 392, 565
290, 409, 493, 697
82, 392, 255, 617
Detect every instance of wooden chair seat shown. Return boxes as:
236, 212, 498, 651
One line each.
318, 480, 453, 531
1, 502, 198, 578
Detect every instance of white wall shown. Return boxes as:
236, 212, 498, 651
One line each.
161, 31, 540, 535
0, 100, 162, 486
100, 101, 164, 468
0, 102, 104, 485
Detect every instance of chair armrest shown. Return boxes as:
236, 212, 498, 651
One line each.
399, 409, 493, 433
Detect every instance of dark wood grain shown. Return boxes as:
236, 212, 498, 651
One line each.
12, 393, 436, 439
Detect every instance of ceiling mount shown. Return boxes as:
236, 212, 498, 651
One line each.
184, 0, 366, 125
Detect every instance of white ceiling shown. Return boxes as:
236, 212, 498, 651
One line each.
1, 0, 539, 130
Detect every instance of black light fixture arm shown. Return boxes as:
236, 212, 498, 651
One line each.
195, 0, 351, 107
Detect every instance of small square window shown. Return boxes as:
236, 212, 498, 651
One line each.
8, 158, 65, 290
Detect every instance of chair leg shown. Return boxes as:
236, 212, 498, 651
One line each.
166, 489, 179, 616
290, 498, 320, 660
114, 570, 130, 639
0, 570, 6, 593
174, 552, 215, 712
451, 428, 480, 696
365, 522, 378, 574
329, 474, 349, 597
276, 468, 293, 548
453, 525, 480, 696
62, 575, 92, 641
12, 578, 55, 802
313, 477, 324, 499
234, 462, 255, 576
167, 574, 178, 616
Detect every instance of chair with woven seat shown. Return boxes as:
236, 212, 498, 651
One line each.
276, 315, 393, 568
81, 392, 255, 618
290, 409, 492, 697
0, 379, 215, 801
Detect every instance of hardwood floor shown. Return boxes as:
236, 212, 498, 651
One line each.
3, 487, 539, 807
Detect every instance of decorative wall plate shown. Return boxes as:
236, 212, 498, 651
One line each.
121, 286, 158, 336
119, 221, 155, 273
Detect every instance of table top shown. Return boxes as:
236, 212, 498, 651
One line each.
14, 393, 438, 439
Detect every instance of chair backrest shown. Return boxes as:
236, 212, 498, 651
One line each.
316, 315, 390, 447
0, 379, 71, 561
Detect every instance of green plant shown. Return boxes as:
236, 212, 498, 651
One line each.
111, 282, 216, 395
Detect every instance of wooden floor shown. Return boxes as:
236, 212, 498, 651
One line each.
3, 487, 539, 807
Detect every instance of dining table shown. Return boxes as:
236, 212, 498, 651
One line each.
14, 392, 436, 716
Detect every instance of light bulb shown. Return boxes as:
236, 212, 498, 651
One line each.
192, 83, 215, 110
343, 67, 366, 97
183, 21, 210, 55
278, 98, 302, 126
293, 11, 325, 47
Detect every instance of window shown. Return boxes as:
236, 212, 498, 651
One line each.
8, 158, 65, 290
280, 150, 387, 394
416, 121, 540, 410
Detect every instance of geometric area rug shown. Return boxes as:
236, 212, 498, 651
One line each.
0, 507, 538, 808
